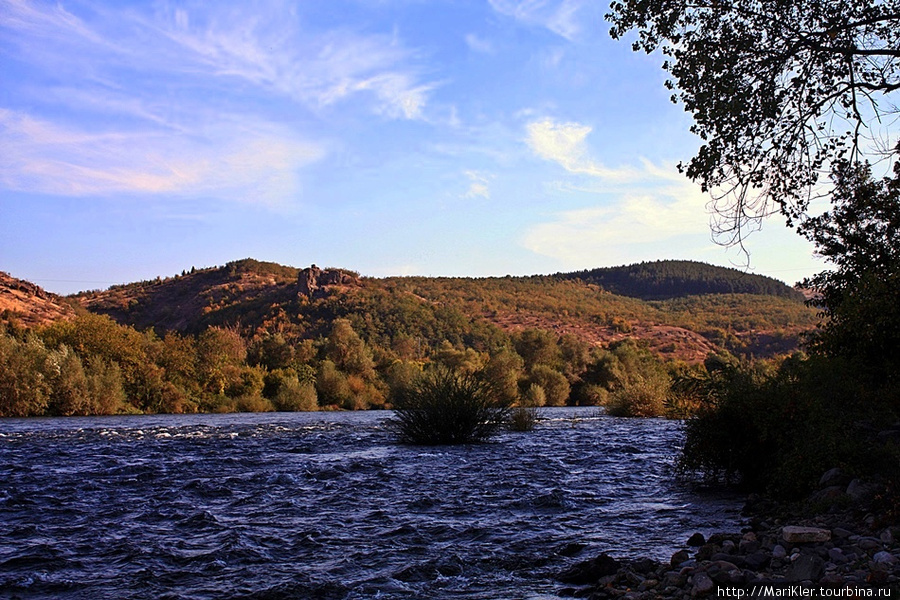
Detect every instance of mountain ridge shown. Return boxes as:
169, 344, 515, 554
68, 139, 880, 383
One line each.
59, 258, 814, 362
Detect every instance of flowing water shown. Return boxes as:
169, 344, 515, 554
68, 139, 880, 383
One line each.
0, 409, 742, 599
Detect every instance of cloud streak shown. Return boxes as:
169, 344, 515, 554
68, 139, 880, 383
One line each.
523, 116, 713, 265
0, 1, 438, 203
487, 0, 593, 41
0, 109, 324, 205
462, 170, 493, 199
526, 118, 645, 182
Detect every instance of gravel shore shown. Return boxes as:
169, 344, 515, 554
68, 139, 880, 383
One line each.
557, 478, 900, 598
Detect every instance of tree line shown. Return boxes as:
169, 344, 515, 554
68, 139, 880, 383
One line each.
1, 308, 715, 419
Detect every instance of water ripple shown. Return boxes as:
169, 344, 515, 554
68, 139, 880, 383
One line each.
0, 409, 742, 599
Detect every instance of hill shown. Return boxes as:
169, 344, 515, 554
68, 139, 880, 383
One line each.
1, 258, 821, 417
72, 258, 817, 363
74, 259, 306, 334
0, 271, 77, 328
561, 260, 805, 301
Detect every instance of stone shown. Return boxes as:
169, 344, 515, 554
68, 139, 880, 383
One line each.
819, 468, 851, 488
558, 553, 621, 585
832, 527, 854, 539
868, 569, 890, 584
809, 486, 846, 504
297, 265, 359, 299
687, 533, 706, 547
671, 550, 691, 568
638, 579, 658, 591
873, 551, 897, 565
692, 572, 714, 596
858, 537, 882, 551
557, 542, 587, 557
631, 558, 657, 575
710, 553, 746, 568
739, 539, 761, 554
696, 543, 718, 562
743, 551, 770, 571
772, 545, 788, 559
787, 555, 825, 582
782, 526, 832, 544
881, 529, 895, 545
828, 548, 849, 565
846, 479, 881, 504
663, 571, 687, 588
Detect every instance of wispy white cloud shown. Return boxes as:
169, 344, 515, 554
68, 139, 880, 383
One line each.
0, 109, 324, 205
522, 116, 714, 264
0, 1, 438, 203
0, 0, 111, 47
522, 186, 711, 264
487, 0, 590, 41
147, 8, 437, 120
465, 33, 494, 54
0, 2, 439, 123
526, 118, 643, 182
462, 170, 493, 199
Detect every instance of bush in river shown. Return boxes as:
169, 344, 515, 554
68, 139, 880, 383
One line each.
509, 405, 539, 432
389, 366, 511, 444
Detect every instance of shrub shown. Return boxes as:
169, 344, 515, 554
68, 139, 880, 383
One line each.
605, 375, 669, 417
273, 379, 318, 412
525, 365, 570, 406
509, 405, 539, 432
676, 354, 896, 497
316, 360, 352, 408
389, 366, 510, 444
523, 383, 546, 407
235, 394, 275, 412
0, 331, 51, 417
385, 360, 424, 406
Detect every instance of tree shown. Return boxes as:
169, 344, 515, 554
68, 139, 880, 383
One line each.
607, 0, 900, 242
514, 329, 561, 371
0, 331, 51, 417
798, 154, 900, 380
389, 366, 511, 445
325, 319, 375, 379
197, 326, 246, 396
524, 364, 571, 406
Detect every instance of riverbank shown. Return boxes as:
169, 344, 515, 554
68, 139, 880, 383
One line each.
556, 476, 900, 598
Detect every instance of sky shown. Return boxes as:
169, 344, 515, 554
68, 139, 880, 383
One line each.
0, 0, 824, 295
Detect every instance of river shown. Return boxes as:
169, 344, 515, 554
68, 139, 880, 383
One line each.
0, 408, 742, 599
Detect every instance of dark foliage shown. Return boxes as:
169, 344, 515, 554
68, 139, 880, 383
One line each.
607, 0, 900, 240
677, 354, 898, 498
509, 405, 539, 432
678, 159, 900, 497
562, 260, 803, 300
799, 155, 900, 383
389, 367, 511, 445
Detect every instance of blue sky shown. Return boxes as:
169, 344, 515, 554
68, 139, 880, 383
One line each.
1, 0, 821, 295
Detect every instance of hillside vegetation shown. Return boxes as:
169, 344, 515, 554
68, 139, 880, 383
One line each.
0, 258, 818, 417
561, 260, 805, 301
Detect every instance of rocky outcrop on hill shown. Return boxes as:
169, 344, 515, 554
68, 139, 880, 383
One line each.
297, 265, 360, 299
0, 271, 75, 327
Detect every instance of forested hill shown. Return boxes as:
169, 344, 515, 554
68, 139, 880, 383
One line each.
0, 258, 820, 416
559, 260, 804, 301
60, 258, 818, 365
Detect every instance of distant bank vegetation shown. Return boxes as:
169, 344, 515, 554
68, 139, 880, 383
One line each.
1, 258, 817, 419
1, 311, 706, 418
